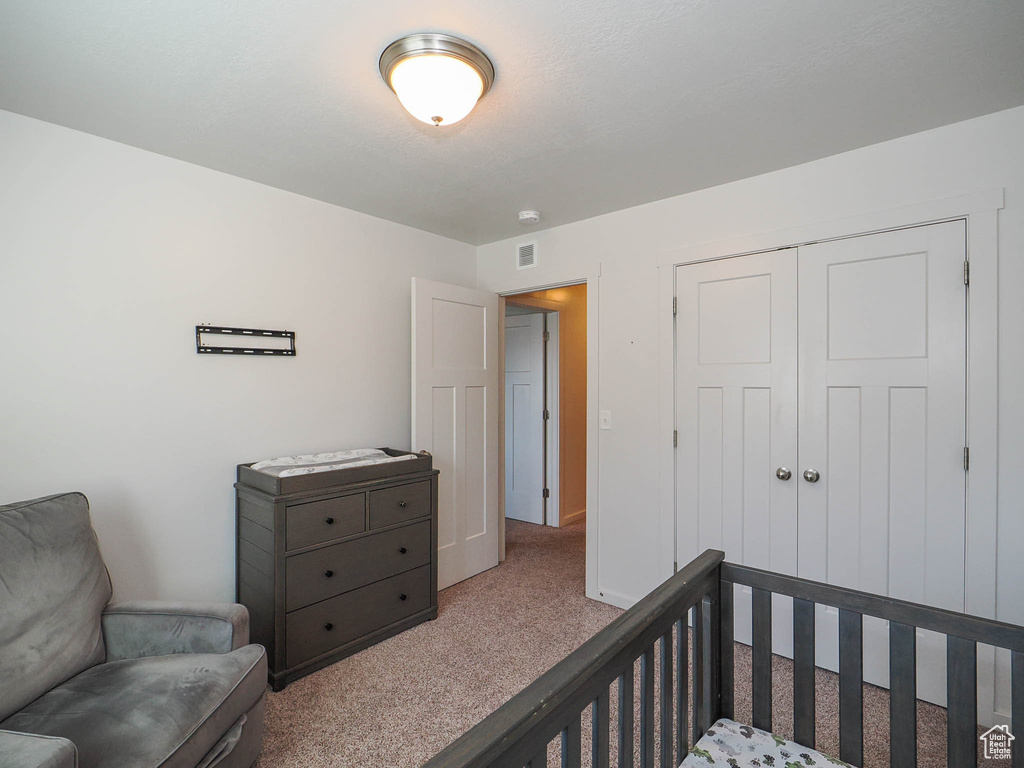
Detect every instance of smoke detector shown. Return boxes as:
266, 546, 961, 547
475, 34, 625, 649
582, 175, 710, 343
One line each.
518, 210, 541, 225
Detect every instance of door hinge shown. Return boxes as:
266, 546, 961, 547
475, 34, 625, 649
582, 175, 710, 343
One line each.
964, 446, 969, 471
543, 409, 550, 421
543, 330, 550, 342
673, 429, 678, 448
672, 297, 677, 316
543, 488, 550, 499
964, 261, 970, 286
673, 561, 678, 573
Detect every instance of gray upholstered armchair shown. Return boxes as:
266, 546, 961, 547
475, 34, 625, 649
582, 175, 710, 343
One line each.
0, 492, 267, 768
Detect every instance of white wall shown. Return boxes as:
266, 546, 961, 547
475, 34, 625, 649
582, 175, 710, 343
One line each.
0, 110, 476, 602
477, 106, 1024, 627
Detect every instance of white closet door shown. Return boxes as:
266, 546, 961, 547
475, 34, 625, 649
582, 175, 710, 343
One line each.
504, 313, 545, 524
797, 221, 967, 704
676, 250, 798, 651
412, 277, 500, 590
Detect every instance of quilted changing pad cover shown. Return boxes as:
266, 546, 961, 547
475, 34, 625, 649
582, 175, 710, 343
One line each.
681, 718, 853, 768
251, 448, 416, 477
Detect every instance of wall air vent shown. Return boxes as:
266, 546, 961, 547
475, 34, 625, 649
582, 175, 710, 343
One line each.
516, 242, 537, 270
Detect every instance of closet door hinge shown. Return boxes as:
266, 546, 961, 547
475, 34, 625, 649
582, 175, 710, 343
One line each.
672, 297, 677, 316
543, 409, 550, 421
543, 330, 550, 342
964, 446, 969, 471
964, 261, 970, 285
542, 488, 550, 499
673, 429, 678, 448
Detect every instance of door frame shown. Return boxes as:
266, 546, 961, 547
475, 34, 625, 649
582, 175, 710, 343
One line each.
502, 300, 561, 527
491, 267, 601, 603
657, 187, 1003, 719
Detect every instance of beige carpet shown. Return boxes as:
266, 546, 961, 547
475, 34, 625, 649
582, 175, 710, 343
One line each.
256, 519, 620, 768
256, 520, 992, 768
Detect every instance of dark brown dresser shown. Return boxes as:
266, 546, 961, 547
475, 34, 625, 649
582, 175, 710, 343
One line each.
234, 448, 438, 690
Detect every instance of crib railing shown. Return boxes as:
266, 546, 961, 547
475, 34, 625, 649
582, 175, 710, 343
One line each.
722, 562, 1024, 768
422, 550, 1024, 768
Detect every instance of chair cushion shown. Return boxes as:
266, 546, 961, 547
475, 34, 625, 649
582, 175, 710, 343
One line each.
0, 492, 112, 721
1, 645, 267, 768
681, 718, 853, 767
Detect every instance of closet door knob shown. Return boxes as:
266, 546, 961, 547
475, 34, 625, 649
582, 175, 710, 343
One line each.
776, 467, 792, 481
399, 594, 408, 601
324, 622, 334, 631
803, 469, 820, 483
399, 501, 407, 508
324, 570, 334, 578
325, 517, 335, 525
399, 547, 407, 554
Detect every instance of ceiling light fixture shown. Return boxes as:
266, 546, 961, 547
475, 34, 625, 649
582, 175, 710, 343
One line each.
379, 33, 494, 127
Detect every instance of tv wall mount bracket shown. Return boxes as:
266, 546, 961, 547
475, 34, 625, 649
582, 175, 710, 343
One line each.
195, 325, 296, 356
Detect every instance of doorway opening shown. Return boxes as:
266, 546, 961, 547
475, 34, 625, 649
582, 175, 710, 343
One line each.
501, 283, 588, 573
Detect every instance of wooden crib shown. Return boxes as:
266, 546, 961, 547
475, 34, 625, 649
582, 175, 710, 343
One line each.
422, 549, 1023, 768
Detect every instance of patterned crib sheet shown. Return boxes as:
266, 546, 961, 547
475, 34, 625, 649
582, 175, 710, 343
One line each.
681, 718, 853, 768
251, 448, 417, 477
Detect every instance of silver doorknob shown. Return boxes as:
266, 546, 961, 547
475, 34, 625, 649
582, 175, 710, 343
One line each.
776, 467, 792, 481
803, 469, 820, 483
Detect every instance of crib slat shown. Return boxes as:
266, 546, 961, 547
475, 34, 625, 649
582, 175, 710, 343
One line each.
838, 609, 863, 766
592, 689, 610, 768
792, 597, 816, 748
947, 635, 977, 768
619, 668, 635, 768
676, 617, 688, 757
641, 646, 655, 768
660, 631, 673, 768
889, 621, 917, 767
692, 600, 704, 744
701, 595, 714, 731
720, 581, 734, 720
562, 718, 582, 768
751, 587, 773, 731
527, 748, 547, 768
1013, 651, 1024, 768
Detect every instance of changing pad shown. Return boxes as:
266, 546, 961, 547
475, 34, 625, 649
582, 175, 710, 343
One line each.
681, 718, 852, 767
251, 449, 417, 478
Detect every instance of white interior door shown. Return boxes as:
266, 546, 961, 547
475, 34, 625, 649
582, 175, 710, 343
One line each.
504, 313, 545, 524
797, 221, 968, 705
675, 250, 798, 653
412, 277, 499, 590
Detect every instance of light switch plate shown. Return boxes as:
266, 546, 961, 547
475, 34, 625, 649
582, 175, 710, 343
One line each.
599, 410, 612, 430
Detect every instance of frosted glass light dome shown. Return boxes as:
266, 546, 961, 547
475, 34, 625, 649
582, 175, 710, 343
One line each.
380, 34, 494, 128
390, 54, 484, 126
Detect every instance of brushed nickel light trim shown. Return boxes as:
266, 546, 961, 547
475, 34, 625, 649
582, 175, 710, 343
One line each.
379, 33, 495, 97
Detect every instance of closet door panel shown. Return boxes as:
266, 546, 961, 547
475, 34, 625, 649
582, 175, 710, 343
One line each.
676, 251, 798, 653
797, 221, 967, 705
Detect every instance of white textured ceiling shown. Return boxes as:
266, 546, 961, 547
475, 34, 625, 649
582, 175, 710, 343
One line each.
1, 1, 1023, 245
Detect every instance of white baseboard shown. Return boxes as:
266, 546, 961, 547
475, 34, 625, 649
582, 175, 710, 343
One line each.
588, 585, 638, 610
559, 508, 586, 527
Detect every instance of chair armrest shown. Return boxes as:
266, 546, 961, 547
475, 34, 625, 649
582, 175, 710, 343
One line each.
101, 601, 250, 661
0, 730, 77, 768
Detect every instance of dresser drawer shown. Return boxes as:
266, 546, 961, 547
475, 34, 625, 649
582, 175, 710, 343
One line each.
286, 494, 365, 550
286, 565, 431, 667
369, 480, 431, 529
285, 520, 431, 611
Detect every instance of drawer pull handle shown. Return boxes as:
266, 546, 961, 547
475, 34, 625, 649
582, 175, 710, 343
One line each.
325, 517, 335, 525
399, 547, 407, 554
324, 622, 334, 631
399, 501, 407, 508
399, 593, 408, 601
325, 570, 334, 578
